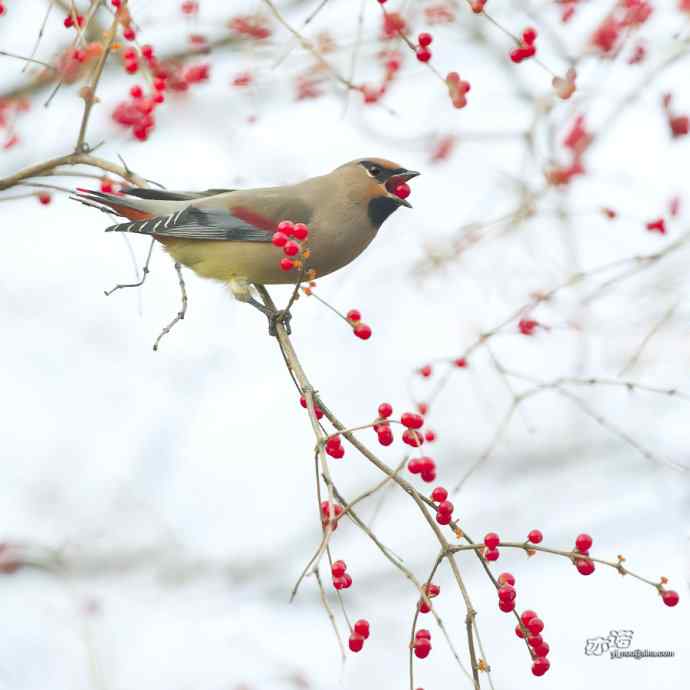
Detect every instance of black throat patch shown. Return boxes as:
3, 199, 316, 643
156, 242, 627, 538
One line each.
368, 196, 400, 227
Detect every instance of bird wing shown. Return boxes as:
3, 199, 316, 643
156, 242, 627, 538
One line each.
104, 206, 276, 242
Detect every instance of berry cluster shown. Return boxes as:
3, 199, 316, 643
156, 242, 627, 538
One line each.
497, 571, 516, 612
299, 394, 324, 419
400, 411, 425, 448
416, 32, 433, 63
573, 533, 594, 575
346, 309, 372, 340
590, 0, 653, 55
546, 114, 591, 186
446, 72, 471, 109
417, 582, 440, 613
407, 456, 436, 483
348, 619, 370, 653
320, 501, 343, 531
272, 220, 309, 272
510, 27, 537, 63
413, 629, 432, 658
516, 609, 551, 676
325, 435, 344, 459
483, 531, 500, 561
331, 559, 352, 589
63, 14, 85, 29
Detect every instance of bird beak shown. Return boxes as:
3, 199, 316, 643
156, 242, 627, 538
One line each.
386, 170, 420, 208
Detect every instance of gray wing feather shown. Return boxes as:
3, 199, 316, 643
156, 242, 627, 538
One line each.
105, 206, 273, 242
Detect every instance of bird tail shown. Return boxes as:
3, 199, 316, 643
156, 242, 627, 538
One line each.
70, 188, 156, 221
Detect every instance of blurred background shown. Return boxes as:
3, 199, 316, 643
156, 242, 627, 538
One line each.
0, 1, 688, 689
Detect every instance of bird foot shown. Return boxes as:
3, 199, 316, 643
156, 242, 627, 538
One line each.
268, 309, 292, 336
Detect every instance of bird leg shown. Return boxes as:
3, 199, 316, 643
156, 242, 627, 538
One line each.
246, 297, 292, 336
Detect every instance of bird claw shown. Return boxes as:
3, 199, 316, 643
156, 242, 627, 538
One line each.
268, 309, 292, 336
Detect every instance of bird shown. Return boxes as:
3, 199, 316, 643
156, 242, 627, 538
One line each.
72, 158, 419, 333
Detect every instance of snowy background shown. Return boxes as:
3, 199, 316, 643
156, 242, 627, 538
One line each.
0, 1, 688, 689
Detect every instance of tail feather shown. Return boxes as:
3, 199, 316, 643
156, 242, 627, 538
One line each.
72, 188, 154, 221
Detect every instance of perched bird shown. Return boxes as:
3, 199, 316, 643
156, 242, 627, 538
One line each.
72, 158, 419, 332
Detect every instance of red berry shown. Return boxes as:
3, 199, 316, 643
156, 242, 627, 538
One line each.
645, 217, 666, 234
531, 657, 550, 677
485, 548, 499, 561
181, 1, 199, 13
431, 486, 448, 502
154, 78, 167, 91
129, 85, 143, 98
38, 193, 51, 205
402, 429, 423, 447
347, 309, 362, 323
454, 357, 468, 367
518, 319, 538, 335
419, 364, 432, 377
271, 231, 288, 247
408, 458, 422, 474
436, 511, 451, 525
354, 323, 372, 340
414, 637, 431, 658
521, 610, 537, 625
515, 623, 526, 639
437, 500, 454, 515
354, 619, 370, 639
498, 572, 515, 586
348, 633, 364, 652
293, 222, 309, 240
484, 532, 500, 549
498, 585, 516, 602
575, 558, 595, 576
416, 47, 432, 63
283, 240, 300, 257
418, 599, 431, 613
123, 27, 136, 41
153, 93, 165, 104
498, 599, 515, 612
415, 629, 431, 640
394, 182, 411, 199
528, 529, 543, 544
112, 0, 122, 7
417, 402, 428, 415
64, 16, 74, 28
378, 402, 392, 418
420, 468, 436, 483
277, 220, 294, 235
533, 641, 550, 657
522, 27, 537, 45
575, 533, 592, 552
125, 61, 139, 74
331, 560, 347, 577
141, 44, 155, 60
401, 412, 424, 429
661, 590, 679, 607
279, 258, 294, 271
377, 428, 393, 446
0, 3, 5, 15
424, 429, 436, 442
527, 617, 544, 634
424, 583, 440, 598
73, 49, 86, 62
418, 32, 433, 47
528, 634, 543, 648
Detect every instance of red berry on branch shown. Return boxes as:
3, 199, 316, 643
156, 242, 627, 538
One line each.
528, 529, 543, 544
271, 231, 287, 247
421, 468, 436, 483
347, 309, 362, 323
125, 61, 139, 74
279, 258, 294, 271
378, 402, 393, 418
484, 532, 500, 549
485, 548, 500, 561
436, 511, 451, 525
470, 0, 487, 12
527, 617, 544, 634
181, 1, 199, 14
377, 427, 393, 445
348, 633, 364, 652
431, 486, 448, 502
518, 319, 538, 335
418, 32, 433, 47
645, 217, 666, 234
437, 500, 454, 515
515, 623, 526, 638
293, 222, 309, 240
402, 429, 423, 447
418, 598, 431, 613
575, 558, 595, 576
123, 27, 136, 41
522, 27, 537, 45
129, 85, 143, 98
415, 629, 431, 640
283, 240, 300, 257
498, 572, 515, 586
354, 619, 370, 638
141, 44, 155, 60
419, 364, 432, 377
528, 634, 543, 648
38, 193, 52, 205
416, 47, 432, 63
532, 657, 550, 676
401, 412, 424, 429
331, 561, 347, 578
498, 599, 515, 612
417, 403, 428, 416
424, 429, 436, 442
575, 533, 592, 552
454, 357, 467, 367
534, 641, 550, 657
277, 220, 294, 236
661, 590, 679, 607
521, 610, 537, 625
498, 585, 516, 602
414, 637, 431, 658
64, 16, 74, 28
408, 458, 422, 474
354, 323, 372, 340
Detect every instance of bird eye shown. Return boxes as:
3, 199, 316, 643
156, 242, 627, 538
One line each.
368, 166, 382, 177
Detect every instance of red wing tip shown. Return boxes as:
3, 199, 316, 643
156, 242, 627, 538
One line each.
75, 187, 94, 193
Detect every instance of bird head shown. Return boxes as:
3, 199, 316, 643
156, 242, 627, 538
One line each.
335, 158, 420, 227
